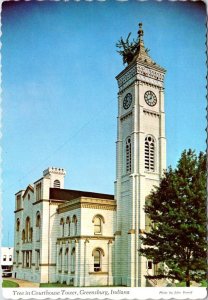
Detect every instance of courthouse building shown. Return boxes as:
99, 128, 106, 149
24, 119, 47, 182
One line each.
13, 24, 166, 287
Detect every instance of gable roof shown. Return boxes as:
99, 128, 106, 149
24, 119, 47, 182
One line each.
22, 185, 34, 199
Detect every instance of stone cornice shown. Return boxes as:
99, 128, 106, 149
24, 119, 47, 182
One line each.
33, 199, 65, 205
58, 197, 116, 214
117, 62, 165, 92
57, 235, 115, 244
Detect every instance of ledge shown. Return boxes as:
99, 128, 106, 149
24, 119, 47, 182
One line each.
89, 272, 108, 275
14, 208, 24, 213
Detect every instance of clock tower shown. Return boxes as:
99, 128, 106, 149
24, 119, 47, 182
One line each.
114, 24, 166, 287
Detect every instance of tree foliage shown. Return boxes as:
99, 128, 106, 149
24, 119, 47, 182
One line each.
116, 33, 138, 65
139, 149, 207, 287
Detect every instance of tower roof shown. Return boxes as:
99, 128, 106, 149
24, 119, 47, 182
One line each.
132, 23, 165, 72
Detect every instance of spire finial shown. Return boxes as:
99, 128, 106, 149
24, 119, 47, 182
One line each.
138, 22, 144, 40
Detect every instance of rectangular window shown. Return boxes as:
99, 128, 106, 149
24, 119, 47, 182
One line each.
147, 261, 152, 270
36, 183, 42, 201
16, 195, 21, 210
25, 251, 32, 268
35, 250, 40, 269
3, 255, 6, 261
16, 251, 19, 265
22, 251, 25, 268
9, 255, 12, 262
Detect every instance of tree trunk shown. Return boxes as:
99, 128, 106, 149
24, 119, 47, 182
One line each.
185, 269, 190, 287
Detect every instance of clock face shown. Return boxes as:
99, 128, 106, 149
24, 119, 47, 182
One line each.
144, 91, 157, 107
123, 93, 132, 109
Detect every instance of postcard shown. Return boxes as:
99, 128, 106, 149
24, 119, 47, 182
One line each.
1, 1, 207, 299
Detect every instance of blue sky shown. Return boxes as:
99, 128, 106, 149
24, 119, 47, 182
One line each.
2, 1, 206, 246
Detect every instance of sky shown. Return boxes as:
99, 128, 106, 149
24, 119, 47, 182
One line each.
1, 0, 206, 246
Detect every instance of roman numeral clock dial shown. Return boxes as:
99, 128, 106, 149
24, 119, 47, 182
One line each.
144, 90, 157, 107
123, 93, 132, 109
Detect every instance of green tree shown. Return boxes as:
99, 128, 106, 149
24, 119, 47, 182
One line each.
139, 149, 207, 287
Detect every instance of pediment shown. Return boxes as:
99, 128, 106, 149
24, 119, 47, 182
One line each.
22, 185, 34, 199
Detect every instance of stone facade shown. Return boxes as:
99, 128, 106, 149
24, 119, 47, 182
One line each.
114, 24, 166, 287
13, 168, 116, 286
13, 24, 166, 287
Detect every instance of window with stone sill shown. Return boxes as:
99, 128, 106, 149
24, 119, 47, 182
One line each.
25, 217, 31, 242
126, 137, 132, 173
36, 212, 41, 241
72, 215, 78, 236
16, 218, 20, 232
147, 261, 153, 270
16, 195, 21, 210
54, 179, 61, 188
71, 248, 75, 273
145, 135, 156, 172
59, 248, 63, 271
66, 216, 71, 236
92, 248, 103, 272
16, 251, 19, 265
35, 250, 40, 270
36, 183, 42, 201
60, 218, 64, 237
22, 229, 25, 243
93, 215, 105, 235
65, 248, 69, 271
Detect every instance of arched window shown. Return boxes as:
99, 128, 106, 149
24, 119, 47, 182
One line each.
71, 248, 75, 273
59, 248, 62, 271
36, 212, 41, 241
66, 216, 71, 236
25, 217, 30, 242
60, 218, 64, 237
29, 227, 33, 242
145, 135, 155, 172
54, 180, 61, 188
16, 219, 20, 232
65, 248, 69, 271
92, 215, 105, 235
126, 137, 132, 173
92, 248, 104, 272
22, 229, 25, 243
72, 215, 78, 236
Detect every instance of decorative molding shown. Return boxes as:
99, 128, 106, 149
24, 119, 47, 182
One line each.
39, 263, 56, 266
143, 108, 160, 118
117, 62, 165, 91
120, 111, 132, 122
57, 235, 115, 242
58, 197, 116, 214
